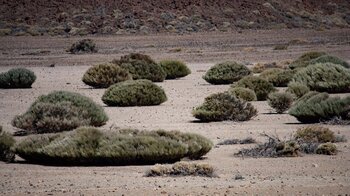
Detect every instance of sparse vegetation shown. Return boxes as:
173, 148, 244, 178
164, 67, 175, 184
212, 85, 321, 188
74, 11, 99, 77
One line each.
159, 60, 191, 79
310, 55, 350, 69
289, 51, 326, 69
145, 162, 216, 177
294, 126, 335, 143
217, 137, 256, 145
228, 87, 257, 101
0, 68, 36, 88
251, 62, 284, 73
102, 80, 167, 106
192, 92, 257, 122
292, 63, 350, 93
67, 39, 97, 54
0, 126, 15, 162
203, 61, 251, 84
12, 91, 108, 134
289, 92, 350, 123
232, 76, 276, 101
82, 63, 132, 88
267, 92, 294, 114
316, 143, 337, 155
286, 82, 310, 99
259, 68, 295, 87
14, 127, 213, 165
273, 44, 288, 50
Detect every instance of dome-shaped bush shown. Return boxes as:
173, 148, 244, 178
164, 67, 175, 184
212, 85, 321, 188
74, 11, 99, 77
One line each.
232, 76, 276, 101
292, 63, 350, 93
260, 68, 295, 87
286, 82, 310, 99
228, 87, 257, 101
82, 63, 132, 88
192, 92, 257, 122
0, 68, 36, 88
113, 53, 166, 82
102, 80, 167, 106
310, 55, 349, 69
294, 126, 336, 143
12, 91, 108, 134
159, 60, 191, 79
289, 92, 350, 123
267, 92, 294, 114
67, 39, 97, 54
203, 61, 251, 84
289, 51, 326, 69
14, 127, 213, 165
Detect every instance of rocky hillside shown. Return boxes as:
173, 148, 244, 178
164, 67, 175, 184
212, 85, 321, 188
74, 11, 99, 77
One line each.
0, 0, 349, 36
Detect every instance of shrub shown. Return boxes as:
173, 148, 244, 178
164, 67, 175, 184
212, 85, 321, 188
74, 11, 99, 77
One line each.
113, 53, 166, 82
232, 76, 276, 101
0, 68, 36, 88
203, 61, 251, 84
159, 60, 191, 79
228, 87, 257, 101
310, 55, 349, 69
82, 63, 132, 88
102, 80, 167, 106
289, 92, 350, 123
251, 62, 283, 73
292, 63, 350, 93
67, 39, 97, 54
286, 82, 310, 99
14, 127, 213, 165
289, 51, 326, 69
217, 137, 256, 145
294, 126, 335, 143
316, 143, 337, 155
267, 92, 294, 114
192, 92, 257, 122
273, 44, 288, 50
260, 68, 295, 87
0, 126, 15, 162
12, 91, 108, 134
145, 162, 216, 177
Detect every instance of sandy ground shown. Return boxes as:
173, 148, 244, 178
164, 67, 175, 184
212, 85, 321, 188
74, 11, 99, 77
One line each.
0, 29, 350, 195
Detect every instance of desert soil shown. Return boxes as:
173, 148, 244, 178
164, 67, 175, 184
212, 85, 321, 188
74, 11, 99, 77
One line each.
0, 29, 350, 195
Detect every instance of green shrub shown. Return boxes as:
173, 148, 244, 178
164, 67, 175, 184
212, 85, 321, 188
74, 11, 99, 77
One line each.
260, 68, 295, 87
67, 39, 97, 54
0, 126, 15, 162
159, 60, 191, 79
14, 127, 213, 165
267, 92, 294, 114
286, 82, 310, 99
203, 61, 251, 84
102, 80, 167, 106
146, 162, 216, 177
82, 63, 132, 88
316, 143, 337, 155
289, 51, 326, 69
292, 63, 350, 93
0, 68, 36, 88
192, 92, 257, 122
289, 92, 350, 123
12, 91, 108, 134
232, 76, 276, 101
310, 55, 349, 68
113, 53, 166, 82
228, 87, 257, 101
294, 126, 335, 143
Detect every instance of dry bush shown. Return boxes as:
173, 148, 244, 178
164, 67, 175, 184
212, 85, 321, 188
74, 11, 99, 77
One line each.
232, 76, 276, 101
203, 61, 251, 84
0, 68, 36, 88
273, 44, 288, 50
67, 39, 97, 54
145, 162, 216, 177
316, 143, 337, 155
217, 137, 256, 145
294, 126, 335, 143
159, 60, 191, 79
0, 126, 15, 162
267, 92, 294, 114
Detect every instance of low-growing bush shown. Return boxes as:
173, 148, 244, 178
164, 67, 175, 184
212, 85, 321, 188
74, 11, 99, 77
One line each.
260, 68, 295, 87
102, 80, 167, 106
12, 91, 108, 134
289, 51, 326, 69
232, 76, 276, 101
273, 44, 288, 50
286, 82, 310, 99
228, 87, 257, 101
316, 143, 337, 155
192, 92, 257, 122
203, 61, 251, 84
14, 127, 213, 165
82, 63, 132, 88
289, 92, 350, 123
67, 39, 97, 54
0, 68, 36, 88
267, 92, 294, 114
0, 126, 15, 162
217, 137, 256, 145
251, 62, 284, 73
292, 63, 350, 93
310, 55, 349, 69
294, 126, 335, 143
145, 162, 216, 177
113, 53, 166, 82
159, 60, 191, 79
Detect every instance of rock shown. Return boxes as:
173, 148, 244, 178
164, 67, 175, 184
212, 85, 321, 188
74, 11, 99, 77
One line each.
263, 2, 275, 10
165, 25, 175, 32
101, 26, 114, 34
139, 26, 150, 34
223, 22, 231, 28
57, 12, 69, 23
161, 12, 176, 21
